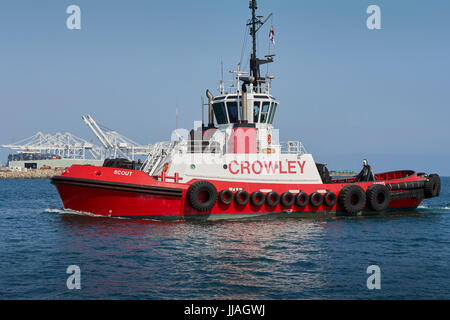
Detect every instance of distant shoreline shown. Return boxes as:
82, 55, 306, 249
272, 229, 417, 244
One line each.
0, 169, 64, 179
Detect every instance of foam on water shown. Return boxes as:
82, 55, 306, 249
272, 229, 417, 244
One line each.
45, 208, 103, 217
44, 208, 131, 220
418, 205, 450, 210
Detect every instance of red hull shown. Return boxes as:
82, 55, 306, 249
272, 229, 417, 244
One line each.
51, 165, 429, 220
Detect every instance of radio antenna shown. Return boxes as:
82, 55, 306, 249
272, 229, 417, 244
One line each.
245, 0, 274, 91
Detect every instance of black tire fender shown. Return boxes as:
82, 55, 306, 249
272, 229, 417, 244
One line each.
234, 190, 250, 206
266, 191, 280, 207
295, 192, 309, 207
218, 189, 233, 205
250, 191, 265, 206
338, 185, 366, 214
310, 192, 324, 207
187, 180, 218, 212
280, 192, 295, 207
366, 184, 390, 212
324, 192, 337, 207
424, 174, 441, 198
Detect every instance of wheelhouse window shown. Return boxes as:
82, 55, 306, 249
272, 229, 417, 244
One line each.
268, 102, 277, 124
260, 101, 271, 123
227, 101, 239, 123
213, 102, 227, 125
253, 101, 260, 123
214, 99, 277, 125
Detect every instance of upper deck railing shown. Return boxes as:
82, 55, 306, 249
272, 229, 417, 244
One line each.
140, 139, 307, 174
279, 141, 307, 154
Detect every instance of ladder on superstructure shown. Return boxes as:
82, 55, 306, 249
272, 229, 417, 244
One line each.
141, 142, 175, 175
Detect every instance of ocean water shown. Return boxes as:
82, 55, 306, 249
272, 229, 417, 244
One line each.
0, 178, 449, 300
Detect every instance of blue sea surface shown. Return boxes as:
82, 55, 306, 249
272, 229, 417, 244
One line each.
0, 178, 449, 299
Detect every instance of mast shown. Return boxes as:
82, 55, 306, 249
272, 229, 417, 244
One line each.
249, 0, 258, 81
246, 0, 274, 91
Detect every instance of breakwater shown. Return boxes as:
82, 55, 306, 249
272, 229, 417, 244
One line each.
0, 169, 64, 179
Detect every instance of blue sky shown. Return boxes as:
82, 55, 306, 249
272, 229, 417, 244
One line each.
0, 0, 449, 174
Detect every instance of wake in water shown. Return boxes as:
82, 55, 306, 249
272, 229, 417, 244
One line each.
44, 208, 164, 222
418, 205, 450, 210
44, 208, 105, 217
44, 208, 135, 220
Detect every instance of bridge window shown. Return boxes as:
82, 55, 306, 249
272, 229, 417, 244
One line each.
260, 101, 270, 123
268, 102, 277, 124
214, 99, 277, 125
253, 101, 260, 123
213, 102, 227, 125
227, 101, 239, 123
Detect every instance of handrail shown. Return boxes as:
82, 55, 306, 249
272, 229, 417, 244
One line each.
279, 141, 307, 154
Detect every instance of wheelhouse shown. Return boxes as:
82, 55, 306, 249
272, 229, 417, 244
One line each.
212, 94, 278, 125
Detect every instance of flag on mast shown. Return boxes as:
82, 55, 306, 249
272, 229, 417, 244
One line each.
269, 25, 275, 45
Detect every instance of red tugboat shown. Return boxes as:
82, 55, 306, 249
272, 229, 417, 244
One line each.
52, 1, 440, 220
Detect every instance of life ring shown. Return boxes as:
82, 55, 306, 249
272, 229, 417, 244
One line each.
251, 191, 265, 206
338, 185, 366, 214
310, 192, 323, 207
366, 184, 390, 212
280, 192, 295, 207
187, 180, 218, 212
235, 190, 250, 206
218, 189, 234, 205
266, 191, 280, 207
324, 192, 337, 207
424, 174, 441, 198
162, 162, 169, 172
295, 192, 309, 207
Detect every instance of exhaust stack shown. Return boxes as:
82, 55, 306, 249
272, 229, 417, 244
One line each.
206, 89, 214, 127
241, 83, 248, 123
